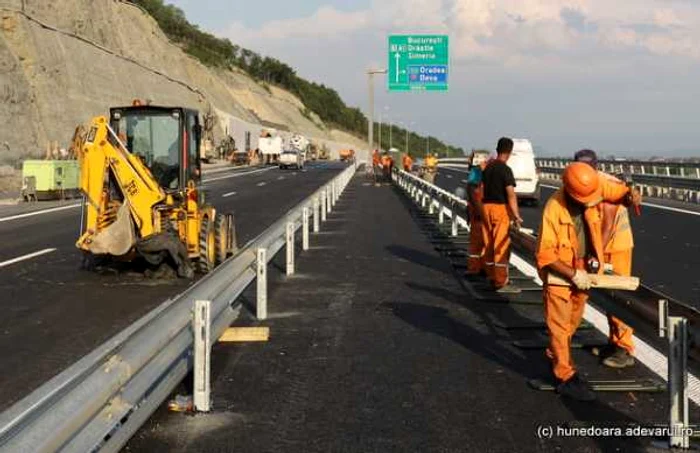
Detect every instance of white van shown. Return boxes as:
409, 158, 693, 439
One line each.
506, 139, 540, 205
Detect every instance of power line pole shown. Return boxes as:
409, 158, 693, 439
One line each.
367, 69, 387, 155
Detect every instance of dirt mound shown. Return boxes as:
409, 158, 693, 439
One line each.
0, 0, 367, 168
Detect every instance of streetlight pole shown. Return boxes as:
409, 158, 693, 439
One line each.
367, 69, 387, 155
389, 122, 393, 151
378, 113, 382, 150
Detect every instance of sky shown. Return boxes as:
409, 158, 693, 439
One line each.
169, 0, 700, 157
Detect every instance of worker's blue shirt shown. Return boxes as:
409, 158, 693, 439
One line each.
467, 166, 482, 186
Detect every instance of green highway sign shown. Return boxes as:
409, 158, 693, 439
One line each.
388, 35, 449, 92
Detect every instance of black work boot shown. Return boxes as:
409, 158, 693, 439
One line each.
601, 346, 635, 369
556, 374, 596, 402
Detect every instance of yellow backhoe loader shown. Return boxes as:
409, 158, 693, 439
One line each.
76, 102, 237, 278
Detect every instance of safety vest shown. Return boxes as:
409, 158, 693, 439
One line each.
381, 155, 393, 167
598, 173, 634, 253
372, 151, 380, 166
402, 155, 413, 171
425, 156, 438, 170
536, 189, 605, 275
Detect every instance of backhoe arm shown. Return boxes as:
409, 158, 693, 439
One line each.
77, 116, 167, 253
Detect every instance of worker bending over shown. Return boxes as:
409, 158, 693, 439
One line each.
402, 153, 414, 173
574, 149, 636, 368
481, 138, 523, 293
536, 162, 637, 401
465, 151, 490, 276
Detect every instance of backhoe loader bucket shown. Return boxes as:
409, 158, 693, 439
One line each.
83, 201, 135, 257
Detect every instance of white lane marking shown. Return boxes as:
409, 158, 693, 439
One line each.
0, 248, 57, 268
257, 182, 267, 187
203, 167, 274, 183
446, 175, 453, 179
222, 191, 237, 198
0, 204, 80, 223
278, 176, 285, 180
509, 249, 700, 405
541, 184, 700, 217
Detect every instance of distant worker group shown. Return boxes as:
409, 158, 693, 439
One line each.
462, 137, 642, 402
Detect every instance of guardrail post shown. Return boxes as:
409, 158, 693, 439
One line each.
659, 300, 690, 449
438, 204, 444, 224
193, 299, 211, 412
313, 197, 320, 232
331, 181, 336, 207
303, 207, 309, 251
429, 199, 435, 214
257, 248, 268, 320
327, 186, 332, 213
451, 212, 459, 237
286, 221, 295, 275
321, 190, 327, 222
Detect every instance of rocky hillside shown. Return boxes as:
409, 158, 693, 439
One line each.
0, 0, 367, 180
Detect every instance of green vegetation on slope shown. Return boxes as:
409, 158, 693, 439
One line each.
130, 0, 464, 156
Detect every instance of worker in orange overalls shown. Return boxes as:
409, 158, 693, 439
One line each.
380, 152, 394, 183
402, 153, 414, 173
574, 149, 635, 368
372, 149, 381, 185
536, 162, 637, 401
481, 138, 523, 293
465, 151, 490, 276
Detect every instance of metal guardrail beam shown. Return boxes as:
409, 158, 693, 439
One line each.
392, 168, 700, 354
0, 164, 357, 452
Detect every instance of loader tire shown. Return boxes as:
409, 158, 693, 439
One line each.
197, 216, 216, 274
214, 214, 228, 265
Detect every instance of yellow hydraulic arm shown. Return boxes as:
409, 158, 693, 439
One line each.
77, 116, 167, 253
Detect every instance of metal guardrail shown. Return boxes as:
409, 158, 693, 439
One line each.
392, 168, 700, 352
0, 164, 357, 452
433, 156, 700, 203
537, 158, 700, 179
537, 158, 700, 204
393, 168, 698, 447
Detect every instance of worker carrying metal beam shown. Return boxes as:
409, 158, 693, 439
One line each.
481, 138, 523, 293
536, 161, 641, 401
574, 149, 636, 369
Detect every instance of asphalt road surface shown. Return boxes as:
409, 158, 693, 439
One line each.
434, 167, 700, 306
0, 162, 347, 407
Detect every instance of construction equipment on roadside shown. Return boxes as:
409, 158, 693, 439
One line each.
75, 102, 238, 278
318, 144, 330, 160
546, 272, 640, 291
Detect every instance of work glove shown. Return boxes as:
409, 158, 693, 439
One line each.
571, 269, 592, 290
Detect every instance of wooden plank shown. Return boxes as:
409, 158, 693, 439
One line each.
547, 273, 640, 291
219, 327, 270, 343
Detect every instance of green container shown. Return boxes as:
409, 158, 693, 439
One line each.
21, 160, 80, 200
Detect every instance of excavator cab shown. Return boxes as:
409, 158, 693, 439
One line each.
109, 105, 201, 191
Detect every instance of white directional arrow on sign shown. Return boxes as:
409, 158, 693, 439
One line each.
394, 53, 401, 83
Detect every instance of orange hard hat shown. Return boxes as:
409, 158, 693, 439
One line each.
562, 162, 602, 206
